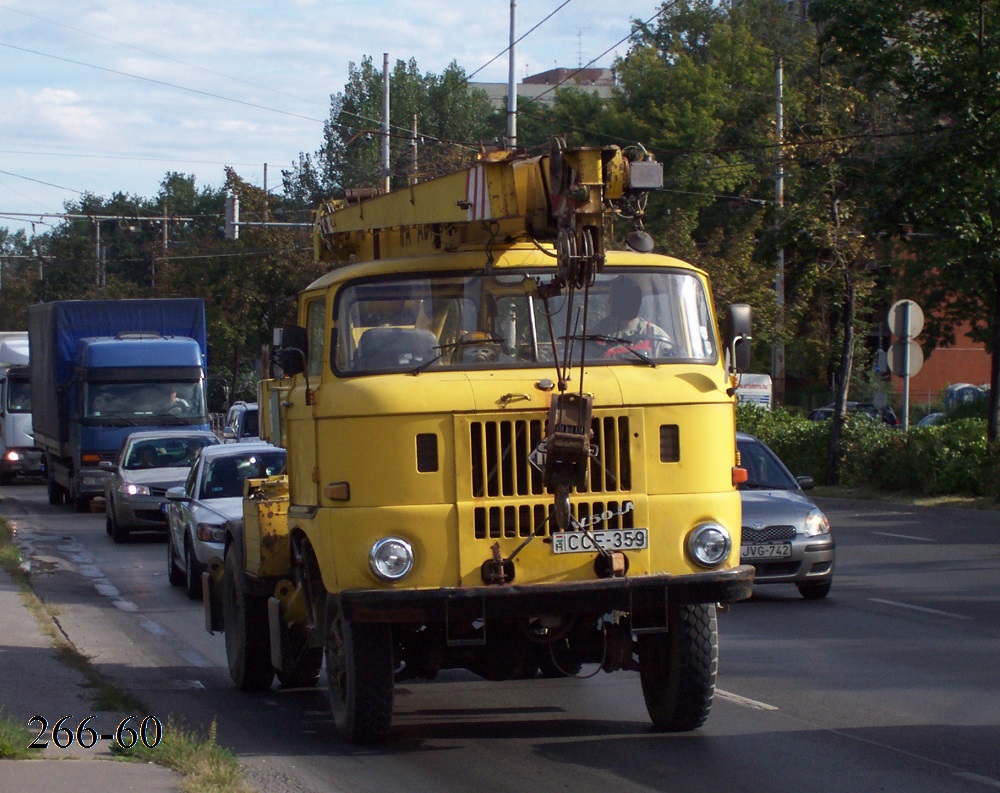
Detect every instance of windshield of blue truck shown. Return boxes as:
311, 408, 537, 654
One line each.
84, 382, 207, 419
333, 269, 718, 374
5, 377, 31, 413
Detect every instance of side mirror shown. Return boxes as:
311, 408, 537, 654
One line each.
99, 460, 115, 471
274, 325, 308, 377
796, 475, 815, 491
222, 427, 237, 441
724, 303, 752, 374
166, 486, 189, 502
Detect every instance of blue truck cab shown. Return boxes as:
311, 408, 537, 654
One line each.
29, 299, 211, 512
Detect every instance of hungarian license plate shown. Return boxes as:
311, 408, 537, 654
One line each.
551, 528, 649, 554
741, 543, 792, 559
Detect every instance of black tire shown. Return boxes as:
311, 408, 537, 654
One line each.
797, 580, 832, 600
73, 492, 90, 513
167, 535, 185, 586
109, 509, 130, 544
222, 544, 274, 691
184, 538, 203, 600
325, 604, 394, 744
0, 471, 12, 486
47, 476, 65, 506
638, 603, 718, 732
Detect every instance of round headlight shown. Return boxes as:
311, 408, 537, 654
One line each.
686, 522, 732, 568
369, 537, 414, 582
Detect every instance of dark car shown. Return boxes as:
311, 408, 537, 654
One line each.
737, 432, 835, 599
101, 430, 221, 544
222, 401, 260, 443
807, 401, 898, 426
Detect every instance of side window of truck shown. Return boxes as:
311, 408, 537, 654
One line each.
305, 299, 325, 378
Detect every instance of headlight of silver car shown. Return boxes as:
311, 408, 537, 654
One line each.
686, 522, 732, 568
369, 537, 414, 581
118, 482, 151, 496
802, 508, 831, 537
195, 523, 226, 542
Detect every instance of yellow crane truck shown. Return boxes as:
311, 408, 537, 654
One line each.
204, 139, 754, 743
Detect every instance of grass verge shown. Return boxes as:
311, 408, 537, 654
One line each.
811, 485, 1000, 510
0, 709, 33, 759
0, 516, 253, 791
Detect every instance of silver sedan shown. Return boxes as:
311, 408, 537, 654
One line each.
102, 430, 220, 544
737, 431, 835, 599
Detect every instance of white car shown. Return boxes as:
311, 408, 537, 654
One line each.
165, 441, 286, 599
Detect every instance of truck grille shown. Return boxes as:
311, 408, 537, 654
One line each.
466, 412, 633, 539
474, 498, 636, 539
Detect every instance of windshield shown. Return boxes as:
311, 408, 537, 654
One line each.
85, 381, 207, 420
5, 377, 31, 413
124, 435, 218, 470
737, 438, 798, 491
200, 450, 286, 499
334, 269, 718, 374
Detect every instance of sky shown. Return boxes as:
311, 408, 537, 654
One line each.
0, 0, 663, 237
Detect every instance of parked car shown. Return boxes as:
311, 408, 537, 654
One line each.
807, 401, 898, 427
916, 412, 946, 427
737, 432, 835, 599
101, 430, 220, 544
165, 441, 285, 599
222, 401, 260, 443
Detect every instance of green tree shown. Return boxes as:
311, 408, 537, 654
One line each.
282, 57, 501, 207
814, 0, 1000, 441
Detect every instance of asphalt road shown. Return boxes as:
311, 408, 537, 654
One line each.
3, 482, 999, 793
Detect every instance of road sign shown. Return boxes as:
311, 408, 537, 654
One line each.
887, 339, 923, 377
887, 300, 924, 338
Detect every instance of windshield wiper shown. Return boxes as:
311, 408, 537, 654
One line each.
410, 336, 507, 375
560, 334, 656, 367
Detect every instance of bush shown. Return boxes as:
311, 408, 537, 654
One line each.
735, 403, 996, 499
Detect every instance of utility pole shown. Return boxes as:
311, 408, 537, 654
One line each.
507, 0, 518, 148
382, 53, 391, 194
772, 55, 786, 406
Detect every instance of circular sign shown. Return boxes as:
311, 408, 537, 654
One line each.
887, 339, 924, 377
887, 300, 924, 338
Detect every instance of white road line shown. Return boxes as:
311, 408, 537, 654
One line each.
871, 531, 935, 542
954, 771, 1000, 789
716, 689, 779, 711
869, 598, 972, 620
112, 598, 139, 613
139, 617, 169, 636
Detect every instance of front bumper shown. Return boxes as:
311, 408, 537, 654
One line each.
1, 448, 45, 477
744, 536, 835, 584
337, 565, 755, 624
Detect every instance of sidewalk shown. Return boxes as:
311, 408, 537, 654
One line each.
0, 563, 182, 791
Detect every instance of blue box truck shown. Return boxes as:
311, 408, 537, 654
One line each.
29, 298, 211, 511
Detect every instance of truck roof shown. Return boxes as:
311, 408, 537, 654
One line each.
0, 332, 29, 367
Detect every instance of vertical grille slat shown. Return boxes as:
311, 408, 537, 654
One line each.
468, 412, 634, 540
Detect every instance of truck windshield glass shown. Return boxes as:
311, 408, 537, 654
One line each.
5, 378, 31, 413
85, 382, 206, 419
334, 269, 717, 374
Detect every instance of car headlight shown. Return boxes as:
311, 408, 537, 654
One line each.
195, 523, 226, 542
368, 537, 414, 581
118, 482, 151, 496
5, 450, 22, 462
686, 522, 732, 568
802, 508, 830, 537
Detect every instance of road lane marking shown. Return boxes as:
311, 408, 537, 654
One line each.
716, 689, 779, 711
139, 617, 169, 636
869, 598, 971, 620
871, 531, 935, 542
954, 771, 1000, 789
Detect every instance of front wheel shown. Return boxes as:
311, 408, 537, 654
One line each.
184, 538, 203, 600
325, 602, 394, 744
638, 603, 718, 732
222, 544, 274, 691
167, 534, 185, 586
47, 475, 65, 506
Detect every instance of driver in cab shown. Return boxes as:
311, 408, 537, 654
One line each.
591, 277, 674, 358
